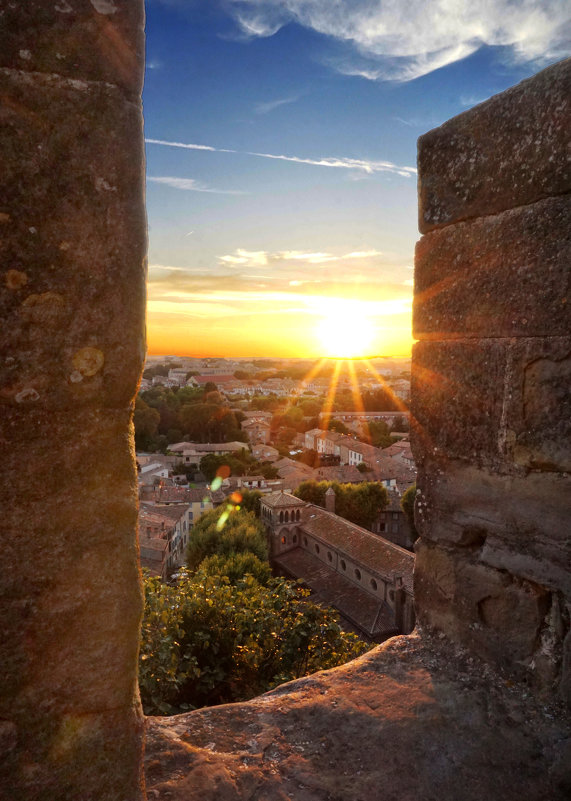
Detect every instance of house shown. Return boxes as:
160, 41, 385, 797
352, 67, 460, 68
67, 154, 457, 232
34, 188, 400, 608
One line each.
138, 502, 192, 578
169, 441, 249, 468
168, 367, 189, 386
381, 439, 415, 467
241, 417, 271, 445
187, 374, 235, 388
304, 428, 324, 450
251, 443, 279, 462
260, 491, 415, 640
138, 461, 170, 486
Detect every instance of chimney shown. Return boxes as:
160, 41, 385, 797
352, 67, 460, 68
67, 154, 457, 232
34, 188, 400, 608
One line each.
325, 486, 336, 514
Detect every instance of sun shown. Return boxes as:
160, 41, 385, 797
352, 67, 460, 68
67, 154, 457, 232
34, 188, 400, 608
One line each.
314, 299, 376, 358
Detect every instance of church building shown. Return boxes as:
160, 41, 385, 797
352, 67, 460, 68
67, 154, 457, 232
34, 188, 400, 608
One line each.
260, 490, 415, 640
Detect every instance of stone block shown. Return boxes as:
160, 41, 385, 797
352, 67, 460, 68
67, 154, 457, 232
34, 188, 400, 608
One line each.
414, 460, 571, 597
411, 338, 571, 472
0, 407, 143, 713
414, 196, 571, 339
418, 58, 571, 233
0, 0, 145, 95
414, 540, 551, 677
0, 68, 146, 411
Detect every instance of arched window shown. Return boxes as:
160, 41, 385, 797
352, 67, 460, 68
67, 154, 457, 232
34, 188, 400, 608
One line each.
340, 559, 346, 571
304, 536, 308, 546
327, 551, 333, 562
296, 509, 300, 521
281, 536, 286, 545
354, 568, 361, 581
279, 511, 283, 523
315, 544, 320, 554
292, 534, 298, 543
370, 578, 378, 591
284, 510, 289, 523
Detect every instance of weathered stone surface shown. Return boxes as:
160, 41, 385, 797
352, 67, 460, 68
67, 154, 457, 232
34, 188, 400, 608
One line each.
145, 633, 571, 801
411, 337, 571, 472
414, 195, 571, 339
0, 2, 146, 798
418, 58, 571, 233
0, 706, 144, 801
0, 68, 146, 411
414, 460, 571, 597
0, 0, 145, 95
414, 541, 554, 680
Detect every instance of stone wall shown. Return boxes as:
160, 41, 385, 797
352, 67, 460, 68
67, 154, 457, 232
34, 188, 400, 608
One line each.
0, 2, 147, 799
411, 58, 571, 703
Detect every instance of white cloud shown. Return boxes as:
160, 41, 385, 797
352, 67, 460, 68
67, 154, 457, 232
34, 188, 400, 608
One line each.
218, 247, 384, 267
255, 95, 300, 114
219, 249, 269, 266
226, 0, 571, 81
147, 176, 246, 194
145, 137, 415, 177
247, 149, 416, 176
146, 137, 220, 152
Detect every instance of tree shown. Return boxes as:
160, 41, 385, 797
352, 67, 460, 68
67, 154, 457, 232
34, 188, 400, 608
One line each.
368, 420, 394, 449
401, 483, 418, 542
139, 570, 369, 714
239, 489, 263, 516
198, 552, 271, 585
294, 480, 389, 529
327, 418, 350, 434
134, 396, 160, 450
186, 506, 268, 572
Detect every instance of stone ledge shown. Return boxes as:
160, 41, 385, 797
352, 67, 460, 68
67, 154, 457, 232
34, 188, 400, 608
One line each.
145, 631, 571, 801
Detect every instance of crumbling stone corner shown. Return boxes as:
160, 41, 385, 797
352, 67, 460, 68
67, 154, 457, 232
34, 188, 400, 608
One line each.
0, 2, 147, 799
411, 58, 571, 704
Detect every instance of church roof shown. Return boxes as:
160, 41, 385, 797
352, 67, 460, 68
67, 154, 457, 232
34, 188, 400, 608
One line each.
302, 507, 414, 592
274, 549, 398, 638
261, 490, 308, 509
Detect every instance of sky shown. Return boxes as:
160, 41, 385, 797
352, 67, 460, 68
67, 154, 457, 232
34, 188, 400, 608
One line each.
143, 0, 570, 359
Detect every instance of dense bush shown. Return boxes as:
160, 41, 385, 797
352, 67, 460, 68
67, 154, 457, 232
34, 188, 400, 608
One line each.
139, 570, 369, 714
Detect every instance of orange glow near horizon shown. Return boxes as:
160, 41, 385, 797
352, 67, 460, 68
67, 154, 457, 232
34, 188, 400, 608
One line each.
146, 294, 414, 360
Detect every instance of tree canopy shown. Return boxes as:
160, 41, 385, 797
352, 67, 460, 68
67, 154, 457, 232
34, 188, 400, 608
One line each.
139, 570, 369, 714
294, 480, 388, 529
186, 506, 268, 572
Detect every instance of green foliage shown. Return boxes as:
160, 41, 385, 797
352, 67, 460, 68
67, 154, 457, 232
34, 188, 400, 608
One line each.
139, 570, 369, 714
186, 506, 268, 572
327, 418, 350, 434
401, 483, 418, 541
368, 420, 395, 449
199, 552, 272, 585
134, 396, 160, 450
294, 480, 389, 529
239, 489, 263, 515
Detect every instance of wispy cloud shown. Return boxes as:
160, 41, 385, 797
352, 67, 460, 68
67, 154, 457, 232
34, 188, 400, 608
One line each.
225, 0, 571, 81
218, 248, 384, 268
255, 95, 300, 114
145, 137, 416, 177
247, 150, 416, 176
147, 176, 247, 194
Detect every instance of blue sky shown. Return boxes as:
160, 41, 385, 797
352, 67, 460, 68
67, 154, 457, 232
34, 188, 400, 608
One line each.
143, 0, 570, 358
